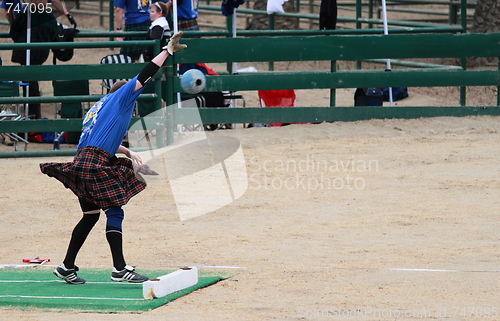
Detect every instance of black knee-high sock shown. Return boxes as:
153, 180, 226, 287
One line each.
63, 213, 100, 269
106, 226, 126, 271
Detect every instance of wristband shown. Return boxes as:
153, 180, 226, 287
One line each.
138, 62, 161, 86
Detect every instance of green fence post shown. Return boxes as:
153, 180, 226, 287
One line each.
459, 0, 467, 106
268, 15, 274, 71
368, 0, 374, 29
226, 14, 234, 74
154, 76, 164, 148
449, 0, 457, 25
152, 42, 163, 147
355, 0, 362, 70
165, 58, 175, 146
308, 0, 314, 29
109, 0, 114, 42
498, 57, 500, 106
461, 0, 467, 31
100, 0, 104, 27
459, 69, 466, 106
330, 60, 336, 107
108, 0, 118, 52
355, 0, 362, 30
295, 0, 300, 29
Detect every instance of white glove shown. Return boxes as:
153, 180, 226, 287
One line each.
163, 31, 187, 55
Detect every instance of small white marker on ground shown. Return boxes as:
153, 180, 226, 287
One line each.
142, 267, 198, 300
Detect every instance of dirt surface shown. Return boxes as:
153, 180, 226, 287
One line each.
1, 3, 500, 321
2, 115, 500, 321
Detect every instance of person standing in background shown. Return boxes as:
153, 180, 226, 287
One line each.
114, 0, 165, 62
9, 0, 58, 119
319, 0, 337, 30
165, 0, 199, 32
2, 0, 76, 26
143, 1, 170, 62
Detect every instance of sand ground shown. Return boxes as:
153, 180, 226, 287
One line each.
1, 3, 500, 321
2, 116, 500, 321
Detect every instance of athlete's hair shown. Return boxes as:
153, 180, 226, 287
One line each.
109, 80, 127, 93
151, 2, 168, 17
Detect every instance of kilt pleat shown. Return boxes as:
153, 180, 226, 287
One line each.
40, 146, 146, 208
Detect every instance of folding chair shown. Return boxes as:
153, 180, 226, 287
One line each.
258, 89, 296, 127
179, 91, 238, 131
200, 92, 233, 131
52, 80, 90, 145
100, 54, 133, 94
0, 81, 30, 150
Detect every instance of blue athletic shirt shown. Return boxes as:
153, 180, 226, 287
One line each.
177, 0, 199, 20
77, 76, 144, 155
114, 0, 160, 25
0, 0, 20, 11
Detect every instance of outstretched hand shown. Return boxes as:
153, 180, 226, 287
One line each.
129, 150, 143, 166
163, 31, 188, 55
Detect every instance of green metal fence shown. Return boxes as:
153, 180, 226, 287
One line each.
1, 33, 498, 100
0, 0, 498, 157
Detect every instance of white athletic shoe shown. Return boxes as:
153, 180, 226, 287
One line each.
53, 263, 86, 285
111, 265, 149, 283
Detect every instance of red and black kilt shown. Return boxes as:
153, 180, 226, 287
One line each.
40, 146, 146, 208
179, 19, 199, 32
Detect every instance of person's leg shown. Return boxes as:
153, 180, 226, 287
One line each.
62, 199, 100, 268
105, 206, 149, 283
120, 21, 149, 62
54, 198, 100, 284
104, 207, 126, 270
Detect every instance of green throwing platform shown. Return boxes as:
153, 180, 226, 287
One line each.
0, 266, 229, 313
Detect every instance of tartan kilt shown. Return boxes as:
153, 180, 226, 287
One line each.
179, 19, 199, 32
120, 21, 150, 58
40, 146, 146, 208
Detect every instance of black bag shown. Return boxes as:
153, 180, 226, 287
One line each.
201, 92, 226, 108
383, 87, 409, 101
52, 23, 79, 64
200, 92, 231, 131
354, 88, 384, 106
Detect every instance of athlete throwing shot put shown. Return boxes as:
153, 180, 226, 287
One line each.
40, 32, 187, 285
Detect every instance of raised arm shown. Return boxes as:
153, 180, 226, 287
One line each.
134, 31, 187, 92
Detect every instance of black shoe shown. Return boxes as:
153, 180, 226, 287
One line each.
111, 265, 149, 283
53, 263, 86, 285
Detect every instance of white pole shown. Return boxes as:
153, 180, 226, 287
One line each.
380, 0, 393, 106
232, 8, 237, 73
172, 0, 183, 132
25, 0, 32, 150
26, 2, 31, 67
231, 7, 237, 130
172, 0, 178, 33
